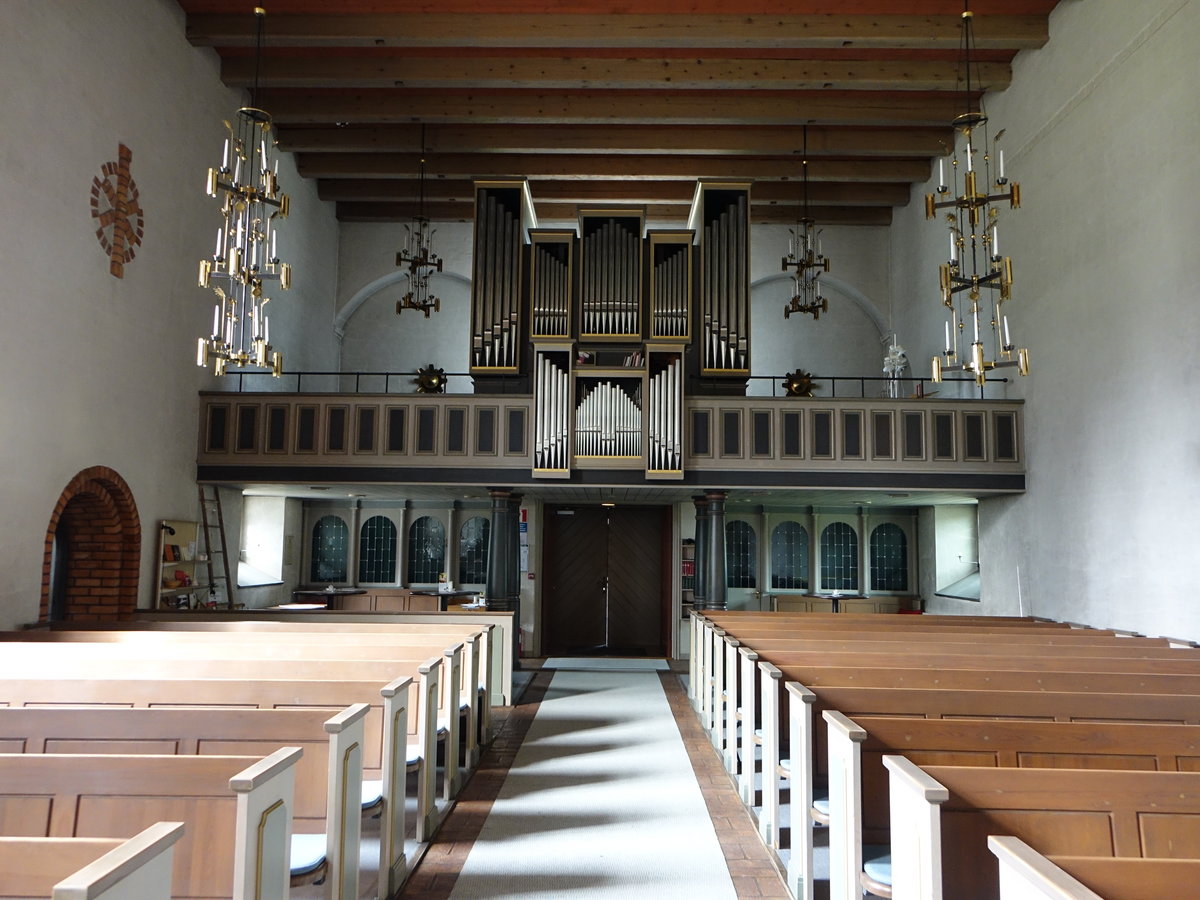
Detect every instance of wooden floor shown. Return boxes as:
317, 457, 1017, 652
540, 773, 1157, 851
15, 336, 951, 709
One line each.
399, 662, 789, 898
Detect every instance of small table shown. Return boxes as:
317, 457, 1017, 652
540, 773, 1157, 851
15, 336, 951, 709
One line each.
290, 588, 367, 607
407, 589, 482, 611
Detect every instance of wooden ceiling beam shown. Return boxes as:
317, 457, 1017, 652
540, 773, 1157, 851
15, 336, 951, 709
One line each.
265, 88, 967, 126
335, 200, 894, 226
277, 123, 953, 157
316, 178, 911, 207
187, 14, 1049, 51
222, 55, 1011, 92
297, 152, 931, 182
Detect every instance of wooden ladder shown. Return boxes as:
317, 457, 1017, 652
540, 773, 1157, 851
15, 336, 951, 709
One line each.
197, 485, 236, 609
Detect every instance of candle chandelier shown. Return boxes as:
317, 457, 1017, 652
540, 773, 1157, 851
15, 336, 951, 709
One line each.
926, 2, 1028, 388
782, 125, 830, 320
197, 6, 291, 377
395, 125, 442, 318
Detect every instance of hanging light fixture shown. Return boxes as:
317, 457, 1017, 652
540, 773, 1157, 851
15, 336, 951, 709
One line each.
395, 124, 442, 318
782, 125, 830, 320
197, 6, 291, 377
926, 2, 1029, 388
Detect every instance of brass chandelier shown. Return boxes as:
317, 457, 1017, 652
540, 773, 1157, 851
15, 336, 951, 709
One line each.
395, 125, 442, 318
926, 2, 1029, 388
197, 6, 291, 377
782, 125, 830, 320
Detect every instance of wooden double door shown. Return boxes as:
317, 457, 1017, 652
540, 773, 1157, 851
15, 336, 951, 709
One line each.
543, 505, 668, 657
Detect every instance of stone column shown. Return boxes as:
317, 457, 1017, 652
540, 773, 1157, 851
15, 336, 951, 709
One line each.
692, 495, 710, 610
485, 488, 511, 607
706, 490, 728, 611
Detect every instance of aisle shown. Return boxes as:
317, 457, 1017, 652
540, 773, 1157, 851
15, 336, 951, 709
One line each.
447, 668, 738, 899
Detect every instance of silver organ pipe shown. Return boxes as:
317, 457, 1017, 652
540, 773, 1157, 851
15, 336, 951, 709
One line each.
580, 216, 641, 337
574, 381, 641, 458
647, 358, 682, 472
532, 239, 571, 338
696, 187, 750, 373
534, 351, 570, 471
471, 187, 524, 370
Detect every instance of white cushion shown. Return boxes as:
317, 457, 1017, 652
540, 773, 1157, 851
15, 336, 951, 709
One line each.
361, 778, 383, 809
290, 832, 327, 877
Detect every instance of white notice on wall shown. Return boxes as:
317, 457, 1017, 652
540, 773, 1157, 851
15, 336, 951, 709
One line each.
519, 546, 529, 571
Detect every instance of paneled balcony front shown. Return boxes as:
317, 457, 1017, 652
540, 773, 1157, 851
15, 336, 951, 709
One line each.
197, 389, 1024, 498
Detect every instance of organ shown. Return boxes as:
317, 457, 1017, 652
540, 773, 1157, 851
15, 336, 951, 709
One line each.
468, 179, 751, 481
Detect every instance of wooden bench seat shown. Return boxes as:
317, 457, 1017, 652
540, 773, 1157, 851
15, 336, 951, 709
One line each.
126, 611, 517, 705
9, 624, 497, 741
0, 821, 183, 900
0, 672, 425, 899
0, 633, 486, 771
0, 644, 470, 799
885, 759, 1200, 900
0, 704, 372, 900
826, 715, 1200, 900
989, 835, 1200, 900
0, 749, 300, 900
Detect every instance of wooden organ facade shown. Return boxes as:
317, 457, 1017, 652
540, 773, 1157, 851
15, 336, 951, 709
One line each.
470, 180, 750, 482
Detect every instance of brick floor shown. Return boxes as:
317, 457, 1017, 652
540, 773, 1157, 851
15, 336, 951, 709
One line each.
398, 664, 790, 899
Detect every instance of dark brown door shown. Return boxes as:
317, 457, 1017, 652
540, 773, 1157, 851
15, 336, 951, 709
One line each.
544, 505, 666, 656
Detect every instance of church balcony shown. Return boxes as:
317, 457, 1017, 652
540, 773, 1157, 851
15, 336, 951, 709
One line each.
196, 376, 1024, 499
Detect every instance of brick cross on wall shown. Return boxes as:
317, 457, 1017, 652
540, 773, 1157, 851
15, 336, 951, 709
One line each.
90, 143, 145, 278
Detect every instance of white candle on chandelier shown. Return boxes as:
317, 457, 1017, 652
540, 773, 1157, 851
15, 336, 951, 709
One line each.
260, 140, 268, 170
214, 227, 223, 259
1003, 315, 1011, 347
270, 230, 277, 262
950, 232, 957, 263
221, 138, 229, 171
212, 303, 220, 338
945, 320, 951, 351
992, 225, 999, 258
966, 142, 973, 172
938, 158, 945, 188
233, 156, 241, 185
264, 316, 269, 345
999, 149, 1005, 180
974, 310, 980, 342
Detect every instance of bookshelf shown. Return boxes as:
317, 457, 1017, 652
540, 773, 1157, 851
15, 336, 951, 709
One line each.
155, 519, 209, 609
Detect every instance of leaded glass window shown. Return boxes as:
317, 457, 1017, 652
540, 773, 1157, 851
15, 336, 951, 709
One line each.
820, 522, 859, 592
359, 515, 397, 583
726, 520, 757, 588
310, 514, 348, 583
459, 516, 490, 584
407, 515, 446, 584
870, 523, 908, 591
771, 521, 809, 590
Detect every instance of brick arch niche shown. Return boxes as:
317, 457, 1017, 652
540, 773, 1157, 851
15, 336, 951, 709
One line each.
41, 466, 141, 622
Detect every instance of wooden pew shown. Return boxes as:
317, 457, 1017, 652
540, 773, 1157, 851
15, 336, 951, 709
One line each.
0, 644, 468, 800
885, 758, 1200, 900
0, 672, 425, 899
0, 749, 301, 900
128, 610, 517, 706
0, 631, 487, 770
0, 821, 184, 900
988, 836, 1200, 900
768, 680, 1200, 900
12, 622, 498, 741
0, 705, 372, 900
825, 714, 1200, 900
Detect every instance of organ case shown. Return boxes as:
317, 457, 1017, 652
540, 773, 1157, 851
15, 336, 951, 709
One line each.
578, 208, 644, 342
470, 181, 536, 374
688, 182, 751, 377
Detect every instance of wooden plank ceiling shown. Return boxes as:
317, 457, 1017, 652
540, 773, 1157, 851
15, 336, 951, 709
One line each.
178, 1, 1062, 227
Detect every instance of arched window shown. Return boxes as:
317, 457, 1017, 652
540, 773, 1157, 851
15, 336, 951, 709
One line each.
726, 520, 757, 588
310, 514, 348, 583
407, 515, 446, 584
820, 522, 859, 592
359, 515, 397, 583
458, 516, 490, 585
771, 521, 809, 590
870, 523, 909, 591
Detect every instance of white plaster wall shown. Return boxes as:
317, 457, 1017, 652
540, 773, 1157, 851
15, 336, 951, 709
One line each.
337, 222, 473, 390
0, 0, 338, 628
892, 0, 1200, 636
